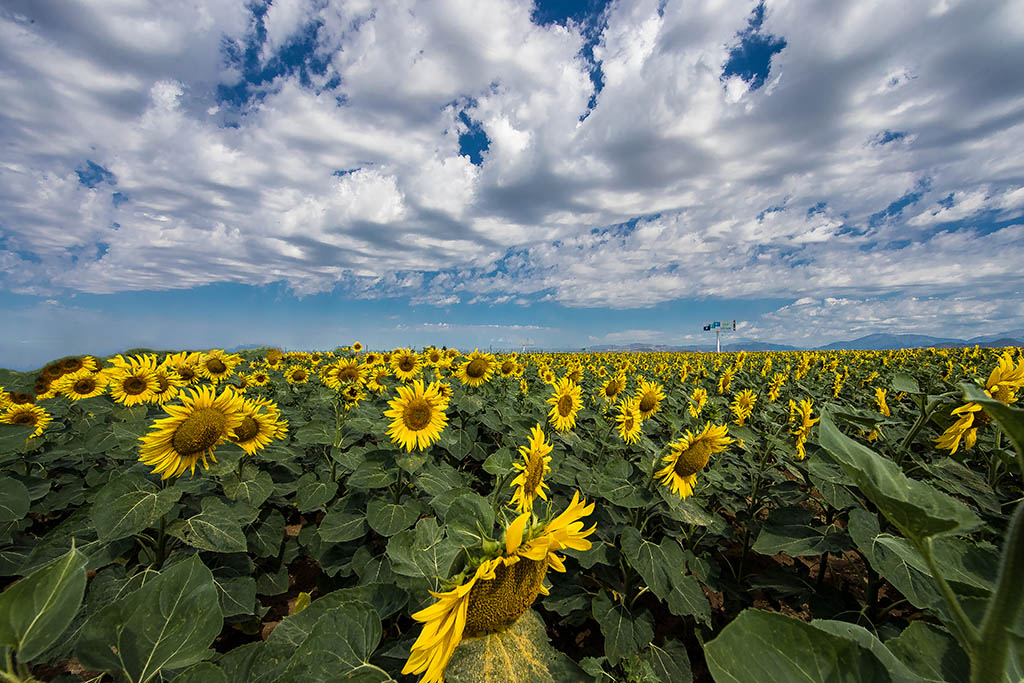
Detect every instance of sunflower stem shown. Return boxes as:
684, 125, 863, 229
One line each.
914, 535, 979, 653
491, 469, 517, 518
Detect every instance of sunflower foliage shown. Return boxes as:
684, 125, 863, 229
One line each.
0, 345, 1022, 682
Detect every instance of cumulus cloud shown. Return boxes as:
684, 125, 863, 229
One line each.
0, 0, 1022, 337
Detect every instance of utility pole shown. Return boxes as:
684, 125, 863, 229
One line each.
703, 320, 737, 352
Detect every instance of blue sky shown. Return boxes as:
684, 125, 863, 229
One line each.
1, 0, 1023, 369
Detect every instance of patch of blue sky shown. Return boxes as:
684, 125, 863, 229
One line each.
721, 2, 786, 91
75, 160, 116, 188
806, 201, 827, 217
457, 109, 490, 166
217, 1, 331, 110
867, 178, 931, 227
874, 130, 908, 145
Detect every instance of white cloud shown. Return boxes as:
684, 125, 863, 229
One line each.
0, 0, 1021, 337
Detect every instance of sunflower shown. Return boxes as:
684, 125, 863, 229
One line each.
767, 372, 787, 403
59, 355, 100, 376
388, 348, 421, 382
284, 366, 310, 384
509, 425, 552, 513
266, 349, 284, 368
197, 349, 243, 384
109, 357, 161, 406
456, 350, 496, 387
54, 369, 108, 400
788, 398, 818, 460
0, 388, 10, 412
162, 352, 203, 385
935, 352, 1024, 454
498, 358, 518, 378
366, 366, 391, 394
600, 375, 626, 403
1, 404, 52, 438
249, 370, 270, 386
138, 385, 246, 479
340, 383, 365, 410
384, 379, 449, 451
151, 366, 186, 405
730, 389, 757, 427
717, 367, 734, 395
322, 359, 363, 390
361, 351, 382, 367
688, 387, 708, 418
424, 347, 444, 367
656, 423, 733, 499
402, 492, 595, 683
519, 378, 529, 394
351, 341, 363, 352
230, 397, 287, 456
546, 378, 582, 432
634, 379, 665, 421
874, 387, 890, 416
615, 398, 643, 445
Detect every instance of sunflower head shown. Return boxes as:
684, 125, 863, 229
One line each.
546, 377, 582, 432
390, 348, 422, 381
635, 379, 665, 420
616, 398, 643, 445
383, 379, 449, 451
1, 404, 52, 438
109, 357, 161, 406
457, 350, 496, 387
55, 369, 109, 400
510, 425, 553, 513
656, 423, 733, 499
284, 366, 310, 384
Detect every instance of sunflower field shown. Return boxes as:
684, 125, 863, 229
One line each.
1, 344, 1023, 682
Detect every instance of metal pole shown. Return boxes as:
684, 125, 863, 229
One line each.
717, 330, 721, 353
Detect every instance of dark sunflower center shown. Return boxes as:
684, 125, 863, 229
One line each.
639, 393, 657, 413
623, 415, 635, 431
73, 378, 96, 394
12, 413, 36, 426
465, 558, 547, 637
256, 373, 267, 382
44, 365, 63, 379
157, 375, 170, 392
172, 407, 227, 456
605, 382, 618, 397
123, 377, 148, 395
466, 358, 488, 378
429, 351, 440, 363
403, 397, 433, 431
569, 370, 581, 383
557, 394, 574, 417
206, 358, 227, 374
10, 393, 34, 405
234, 416, 259, 443
524, 453, 544, 493
673, 439, 714, 478
178, 366, 196, 381
63, 358, 83, 372
398, 356, 415, 372
293, 370, 307, 381
501, 361, 515, 374
339, 367, 358, 382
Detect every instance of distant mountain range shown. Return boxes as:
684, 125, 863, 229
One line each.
585, 329, 1024, 353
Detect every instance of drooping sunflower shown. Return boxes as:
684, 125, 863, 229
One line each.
688, 387, 708, 418
730, 389, 757, 427
874, 387, 890, 416
788, 398, 819, 460
1, 404, 52, 438
388, 348, 422, 382
108, 357, 161, 406
509, 425, 552, 513
634, 378, 665, 421
230, 396, 287, 456
138, 385, 246, 479
615, 398, 643, 445
54, 369, 109, 400
546, 377, 582, 432
197, 349, 243, 384
384, 379, 449, 451
284, 365, 311, 384
656, 423, 734, 499
402, 492, 595, 683
935, 352, 1024, 454
456, 350, 496, 387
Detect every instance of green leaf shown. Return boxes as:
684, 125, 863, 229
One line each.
810, 620, 926, 682
886, 622, 968, 683
215, 575, 256, 618
848, 509, 941, 609
222, 469, 274, 508
169, 497, 247, 553
620, 528, 710, 624
641, 639, 692, 683
0, 546, 87, 662
247, 510, 285, 558
752, 506, 850, 557
292, 419, 334, 445
77, 554, 223, 683
441, 492, 493, 545
272, 602, 387, 682
170, 662, 228, 683
293, 473, 338, 512
386, 517, 461, 590
365, 497, 419, 536
819, 406, 980, 540
319, 505, 368, 543
91, 472, 181, 542
704, 609, 892, 682
591, 591, 654, 667
892, 373, 921, 394
0, 475, 30, 523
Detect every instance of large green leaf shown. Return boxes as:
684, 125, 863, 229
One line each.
293, 473, 338, 512
387, 517, 462, 590
319, 504, 368, 543
169, 497, 248, 553
0, 546, 87, 662
752, 506, 850, 557
819, 406, 980, 540
591, 592, 654, 667
272, 601, 388, 682
77, 554, 223, 683
222, 468, 274, 508
91, 471, 181, 542
704, 609, 892, 682
619, 528, 709, 624
0, 475, 30, 523
365, 497, 419, 536
885, 622, 968, 683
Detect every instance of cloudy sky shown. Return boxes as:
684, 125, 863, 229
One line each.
1, 0, 1023, 368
